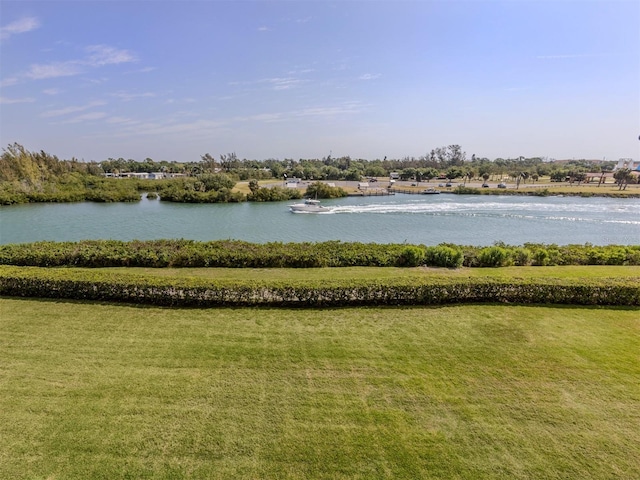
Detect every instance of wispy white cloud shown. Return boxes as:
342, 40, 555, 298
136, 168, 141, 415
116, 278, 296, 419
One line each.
270, 77, 301, 90
116, 119, 227, 137
41, 100, 107, 118
42, 88, 62, 95
0, 17, 40, 40
164, 97, 199, 105
26, 62, 83, 80
295, 102, 366, 117
104, 100, 367, 141
255, 77, 303, 91
23, 45, 137, 81
106, 116, 141, 126
83, 77, 109, 85
111, 91, 156, 101
359, 73, 381, 80
60, 112, 108, 123
536, 53, 609, 60
0, 77, 19, 87
230, 75, 306, 91
83, 45, 137, 66
0, 96, 36, 104
258, 26, 271, 32
246, 113, 283, 122
125, 66, 157, 74
287, 68, 315, 75
235, 102, 368, 124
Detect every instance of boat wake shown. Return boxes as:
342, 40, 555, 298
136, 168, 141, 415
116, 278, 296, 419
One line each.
328, 201, 640, 224
290, 209, 334, 214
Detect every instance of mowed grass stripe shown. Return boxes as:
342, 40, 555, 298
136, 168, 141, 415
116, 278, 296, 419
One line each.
0, 299, 638, 479
98, 265, 640, 281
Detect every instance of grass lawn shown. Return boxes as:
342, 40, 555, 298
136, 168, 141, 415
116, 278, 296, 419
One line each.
1, 299, 638, 479
97, 265, 640, 283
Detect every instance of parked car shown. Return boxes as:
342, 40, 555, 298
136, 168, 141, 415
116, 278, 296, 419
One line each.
497, 183, 507, 188
368, 178, 378, 182
438, 183, 445, 187
482, 183, 490, 188
445, 182, 453, 187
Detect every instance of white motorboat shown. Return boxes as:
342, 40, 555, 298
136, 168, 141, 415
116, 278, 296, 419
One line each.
289, 198, 332, 213
421, 188, 440, 195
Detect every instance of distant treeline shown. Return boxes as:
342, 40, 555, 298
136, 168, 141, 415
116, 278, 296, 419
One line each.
2, 143, 630, 205
1, 240, 638, 268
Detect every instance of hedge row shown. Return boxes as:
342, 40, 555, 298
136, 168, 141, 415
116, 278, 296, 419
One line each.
1, 266, 638, 307
1, 240, 639, 269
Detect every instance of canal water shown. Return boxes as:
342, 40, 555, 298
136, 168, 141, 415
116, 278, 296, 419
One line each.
1, 194, 638, 246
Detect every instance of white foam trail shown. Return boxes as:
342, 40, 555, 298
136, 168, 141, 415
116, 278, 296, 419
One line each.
326, 200, 640, 225
330, 200, 638, 215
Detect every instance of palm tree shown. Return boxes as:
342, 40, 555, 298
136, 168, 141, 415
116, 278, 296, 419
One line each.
613, 168, 633, 190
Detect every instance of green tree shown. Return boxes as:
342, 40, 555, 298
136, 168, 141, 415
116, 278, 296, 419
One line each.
463, 168, 474, 185
197, 173, 236, 191
446, 145, 466, 166
344, 169, 362, 181
305, 181, 348, 199
219, 152, 238, 172
423, 168, 440, 183
248, 179, 260, 194
400, 168, 415, 181
445, 167, 464, 181
200, 153, 217, 172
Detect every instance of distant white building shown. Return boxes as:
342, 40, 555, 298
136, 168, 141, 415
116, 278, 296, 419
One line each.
614, 158, 639, 171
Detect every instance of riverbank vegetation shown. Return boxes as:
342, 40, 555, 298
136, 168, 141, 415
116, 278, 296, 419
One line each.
1, 240, 638, 269
2, 143, 637, 205
2, 241, 638, 307
1, 298, 638, 478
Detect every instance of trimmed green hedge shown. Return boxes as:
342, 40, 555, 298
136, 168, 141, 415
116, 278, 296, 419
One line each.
1, 266, 638, 307
1, 240, 638, 269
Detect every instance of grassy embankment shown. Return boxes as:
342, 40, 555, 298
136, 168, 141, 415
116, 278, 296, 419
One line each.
237, 178, 639, 197
1, 298, 638, 479
396, 182, 639, 197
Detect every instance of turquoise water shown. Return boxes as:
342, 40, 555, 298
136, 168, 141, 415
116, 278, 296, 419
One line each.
1, 194, 638, 246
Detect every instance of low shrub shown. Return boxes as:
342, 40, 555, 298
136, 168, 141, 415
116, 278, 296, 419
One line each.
425, 245, 464, 268
396, 246, 426, 267
1, 266, 638, 307
304, 182, 348, 199
512, 247, 532, 266
1, 241, 639, 269
247, 186, 303, 202
477, 246, 512, 267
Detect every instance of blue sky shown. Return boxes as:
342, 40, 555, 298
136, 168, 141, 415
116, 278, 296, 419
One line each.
1, 0, 638, 163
